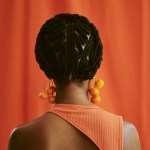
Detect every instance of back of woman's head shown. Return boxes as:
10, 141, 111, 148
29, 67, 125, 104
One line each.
35, 13, 103, 81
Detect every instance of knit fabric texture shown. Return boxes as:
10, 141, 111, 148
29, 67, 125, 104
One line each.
48, 104, 123, 150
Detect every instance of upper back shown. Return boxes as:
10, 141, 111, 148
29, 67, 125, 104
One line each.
8, 112, 99, 150
8, 105, 141, 150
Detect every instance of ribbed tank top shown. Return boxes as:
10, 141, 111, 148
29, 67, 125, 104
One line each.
49, 104, 123, 150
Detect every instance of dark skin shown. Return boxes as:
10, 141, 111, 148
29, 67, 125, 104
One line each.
8, 80, 141, 150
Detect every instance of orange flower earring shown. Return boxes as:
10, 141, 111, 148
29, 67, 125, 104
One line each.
39, 79, 56, 104
88, 77, 104, 104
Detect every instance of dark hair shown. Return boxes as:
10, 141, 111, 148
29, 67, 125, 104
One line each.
35, 13, 103, 81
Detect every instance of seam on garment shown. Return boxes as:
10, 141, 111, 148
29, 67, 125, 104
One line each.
119, 116, 123, 150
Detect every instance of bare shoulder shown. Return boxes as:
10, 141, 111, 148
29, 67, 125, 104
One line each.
8, 127, 25, 150
123, 121, 141, 150
8, 113, 53, 150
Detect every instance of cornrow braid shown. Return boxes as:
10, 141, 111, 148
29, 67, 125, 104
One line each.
35, 13, 103, 81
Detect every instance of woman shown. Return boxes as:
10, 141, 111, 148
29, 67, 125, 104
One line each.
8, 14, 141, 150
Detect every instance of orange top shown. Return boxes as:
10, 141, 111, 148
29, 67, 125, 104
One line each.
49, 104, 123, 150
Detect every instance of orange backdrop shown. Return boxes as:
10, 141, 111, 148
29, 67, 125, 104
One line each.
0, 0, 149, 149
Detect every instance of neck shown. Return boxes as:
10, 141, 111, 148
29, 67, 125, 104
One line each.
54, 80, 92, 105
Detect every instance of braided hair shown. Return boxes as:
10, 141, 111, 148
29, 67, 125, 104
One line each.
35, 14, 103, 81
